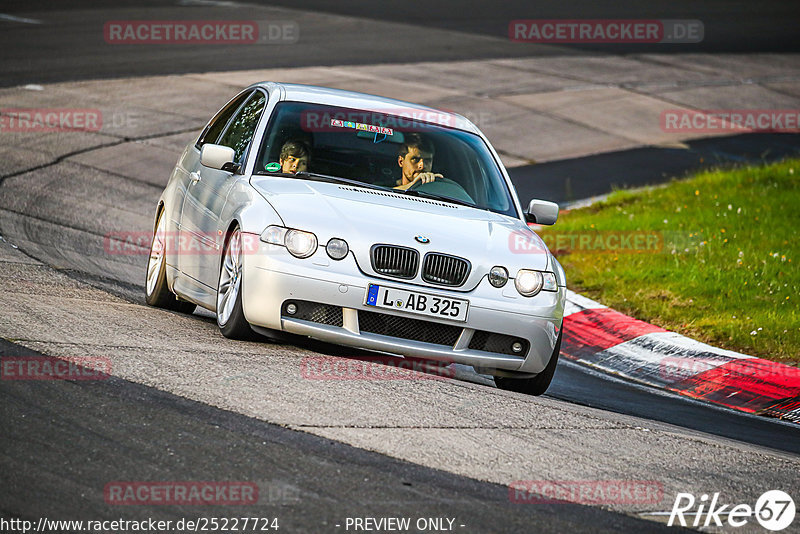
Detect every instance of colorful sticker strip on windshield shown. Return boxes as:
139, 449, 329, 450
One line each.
330, 119, 393, 135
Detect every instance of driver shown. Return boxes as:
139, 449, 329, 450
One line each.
279, 139, 310, 174
393, 133, 443, 190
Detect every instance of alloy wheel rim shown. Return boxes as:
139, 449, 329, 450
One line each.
217, 229, 242, 326
146, 213, 166, 297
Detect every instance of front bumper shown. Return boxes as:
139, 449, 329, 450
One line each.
242, 240, 565, 374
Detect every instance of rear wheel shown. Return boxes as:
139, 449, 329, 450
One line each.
495, 327, 562, 396
145, 210, 196, 314
216, 226, 254, 339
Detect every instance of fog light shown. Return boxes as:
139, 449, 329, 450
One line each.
286, 303, 297, 315
488, 266, 508, 288
326, 238, 349, 260
511, 342, 524, 353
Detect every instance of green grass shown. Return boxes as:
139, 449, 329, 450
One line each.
539, 158, 799, 363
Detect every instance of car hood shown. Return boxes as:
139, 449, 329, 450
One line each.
250, 177, 550, 287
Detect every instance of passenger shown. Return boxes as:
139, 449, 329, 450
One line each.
393, 133, 443, 190
279, 139, 310, 174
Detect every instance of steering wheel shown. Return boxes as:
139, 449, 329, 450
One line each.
408, 176, 474, 204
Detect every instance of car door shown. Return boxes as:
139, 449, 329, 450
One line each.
179, 89, 267, 288
176, 89, 252, 287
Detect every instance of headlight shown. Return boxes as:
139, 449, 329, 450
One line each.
260, 225, 287, 245
260, 225, 318, 259
515, 269, 544, 297
285, 229, 318, 258
326, 238, 349, 260
488, 266, 508, 288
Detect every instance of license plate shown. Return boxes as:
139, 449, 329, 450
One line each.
364, 284, 469, 322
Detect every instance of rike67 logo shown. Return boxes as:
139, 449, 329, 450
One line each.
669, 490, 795, 531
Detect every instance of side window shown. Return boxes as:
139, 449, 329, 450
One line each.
196, 90, 252, 148
217, 91, 267, 165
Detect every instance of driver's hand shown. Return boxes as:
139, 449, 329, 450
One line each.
416, 172, 441, 184
410, 172, 442, 186
394, 173, 443, 190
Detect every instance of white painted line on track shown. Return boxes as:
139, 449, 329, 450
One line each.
177, 0, 249, 7
0, 14, 43, 24
564, 289, 608, 316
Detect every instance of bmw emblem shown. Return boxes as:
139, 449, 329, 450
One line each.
414, 235, 430, 244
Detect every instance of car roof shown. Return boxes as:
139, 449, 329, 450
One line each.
249, 82, 480, 134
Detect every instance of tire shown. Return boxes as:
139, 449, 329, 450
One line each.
495, 327, 562, 396
216, 226, 254, 340
145, 209, 196, 314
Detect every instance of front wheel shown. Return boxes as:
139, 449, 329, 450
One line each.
145, 209, 196, 314
495, 327, 562, 396
216, 227, 254, 339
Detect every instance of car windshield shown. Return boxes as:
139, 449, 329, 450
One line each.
253, 101, 518, 217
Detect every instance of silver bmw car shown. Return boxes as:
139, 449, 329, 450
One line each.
146, 82, 566, 395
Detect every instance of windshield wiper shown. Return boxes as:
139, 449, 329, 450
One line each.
254, 170, 482, 209
399, 188, 481, 209
302, 173, 481, 209
282, 171, 393, 192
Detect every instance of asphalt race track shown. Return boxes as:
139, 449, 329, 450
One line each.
1, 339, 677, 533
1, 0, 799, 87
1, 1, 799, 532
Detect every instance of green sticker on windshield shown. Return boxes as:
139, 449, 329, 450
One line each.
265, 162, 281, 172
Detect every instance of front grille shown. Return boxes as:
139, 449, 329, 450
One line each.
282, 300, 343, 327
469, 330, 528, 356
358, 310, 461, 346
371, 245, 419, 279
422, 253, 470, 287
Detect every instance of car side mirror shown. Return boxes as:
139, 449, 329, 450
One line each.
525, 199, 559, 225
200, 143, 238, 173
